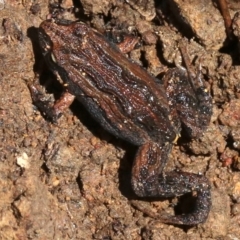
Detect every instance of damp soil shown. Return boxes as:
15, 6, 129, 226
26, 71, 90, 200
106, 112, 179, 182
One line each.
0, 0, 240, 239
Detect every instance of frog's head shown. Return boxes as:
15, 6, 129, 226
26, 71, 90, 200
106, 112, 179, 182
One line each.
38, 19, 89, 72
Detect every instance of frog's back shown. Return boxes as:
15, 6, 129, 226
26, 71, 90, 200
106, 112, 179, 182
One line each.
40, 20, 178, 145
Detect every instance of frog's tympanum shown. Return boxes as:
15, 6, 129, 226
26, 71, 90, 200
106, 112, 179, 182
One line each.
32, 19, 213, 225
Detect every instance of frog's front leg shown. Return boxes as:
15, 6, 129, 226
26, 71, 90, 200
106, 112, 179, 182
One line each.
131, 142, 211, 225
29, 83, 75, 122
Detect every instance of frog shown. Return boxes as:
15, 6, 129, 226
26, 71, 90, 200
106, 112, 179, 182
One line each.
30, 18, 213, 225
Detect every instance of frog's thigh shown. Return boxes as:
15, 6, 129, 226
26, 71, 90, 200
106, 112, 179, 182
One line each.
131, 142, 171, 197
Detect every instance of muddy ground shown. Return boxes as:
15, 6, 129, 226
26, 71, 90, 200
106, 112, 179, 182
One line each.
0, 0, 240, 239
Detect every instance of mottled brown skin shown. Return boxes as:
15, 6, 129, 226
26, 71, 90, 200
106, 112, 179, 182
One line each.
32, 19, 213, 225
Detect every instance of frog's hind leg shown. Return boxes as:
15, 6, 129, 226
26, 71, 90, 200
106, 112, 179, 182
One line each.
131, 142, 211, 225
163, 44, 212, 138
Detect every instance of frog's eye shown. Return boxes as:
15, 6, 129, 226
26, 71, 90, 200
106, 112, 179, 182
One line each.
50, 53, 57, 63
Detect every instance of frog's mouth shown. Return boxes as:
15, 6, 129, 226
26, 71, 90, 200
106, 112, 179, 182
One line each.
38, 28, 60, 72
38, 28, 53, 56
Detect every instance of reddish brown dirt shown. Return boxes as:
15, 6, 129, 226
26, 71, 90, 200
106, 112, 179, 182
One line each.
0, 0, 240, 239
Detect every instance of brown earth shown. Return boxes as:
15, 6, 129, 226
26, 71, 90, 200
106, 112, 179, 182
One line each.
0, 0, 240, 239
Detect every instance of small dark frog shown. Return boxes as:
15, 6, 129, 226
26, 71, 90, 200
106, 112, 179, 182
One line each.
31, 19, 212, 225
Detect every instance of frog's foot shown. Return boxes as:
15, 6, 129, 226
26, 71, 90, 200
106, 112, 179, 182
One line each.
159, 187, 211, 225
156, 171, 210, 225
131, 142, 211, 225
104, 26, 139, 54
